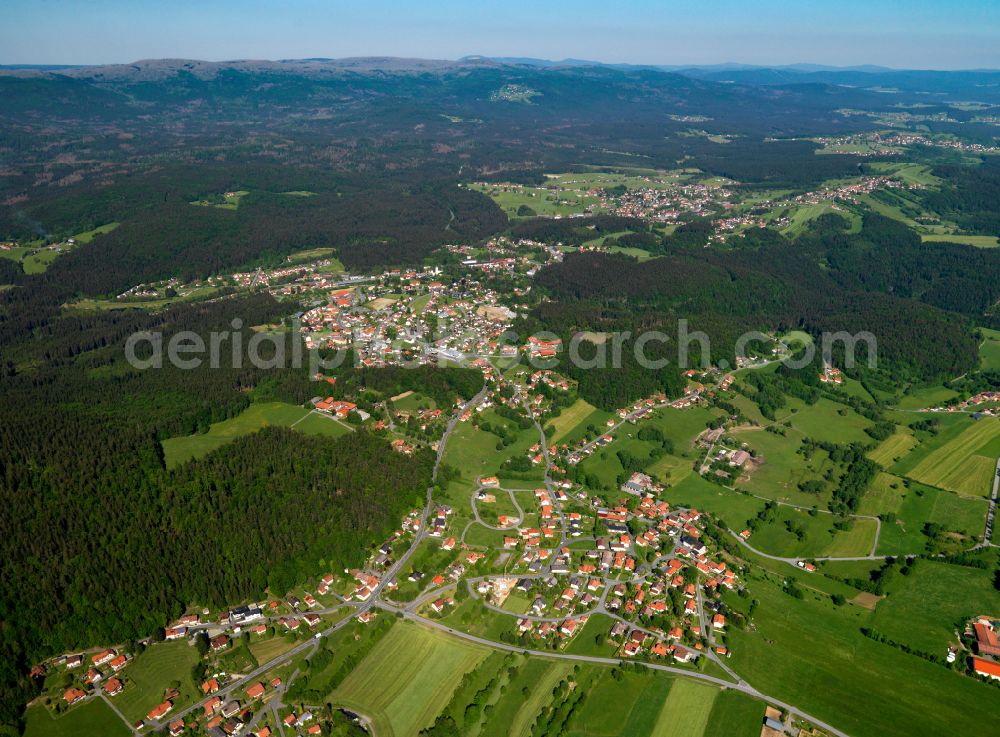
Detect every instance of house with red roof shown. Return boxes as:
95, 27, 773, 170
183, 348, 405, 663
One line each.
973, 656, 1000, 680
246, 682, 265, 700
974, 622, 1000, 657
63, 687, 87, 705
91, 649, 116, 667
146, 700, 173, 721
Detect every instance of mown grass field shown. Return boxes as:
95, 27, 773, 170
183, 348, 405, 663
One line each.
898, 416, 999, 497
870, 162, 940, 187
24, 697, 130, 737
777, 200, 844, 238
550, 405, 615, 447
922, 233, 1000, 248
67, 284, 221, 312
700, 691, 764, 737
474, 487, 521, 526
393, 391, 436, 413
534, 663, 759, 737
867, 431, 917, 466
667, 474, 765, 531
646, 407, 725, 454
472, 170, 687, 220
114, 640, 201, 723
548, 399, 601, 443
161, 401, 314, 466
566, 669, 674, 737
332, 621, 488, 737
7, 223, 120, 275
649, 679, 718, 737
564, 613, 621, 658
248, 633, 300, 665
290, 411, 353, 438
978, 327, 1000, 370
725, 572, 1000, 737
785, 398, 874, 445
74, 221, 121, 243
244, 612, 761, 737
577, 432, 665, 488
494, 660, 574, 737
894, 384, 958, 410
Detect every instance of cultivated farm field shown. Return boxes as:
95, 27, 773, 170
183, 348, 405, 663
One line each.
897, 416, 1000, 497
332, 621, 488, 737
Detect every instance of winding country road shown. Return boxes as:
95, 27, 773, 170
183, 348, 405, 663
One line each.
378, 602, 854, 737
142, 375, 864, 737
469, 483, 525, 530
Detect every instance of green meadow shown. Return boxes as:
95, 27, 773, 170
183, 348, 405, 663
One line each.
114, 640, 201, 723
24, 698, 130, 737
332, 621, 489, 737
647, 679, 717, 737
869, 560, 1000, 654
548, 398, 603, 444
894, 416, 1000, 497
161, 401, 314, 467
748, 505, 878, 559
860, 473, 987, 555
549, 402, 615, 447
894, 384, 959, 410
867, 431, 917, 466
485, 660, 575, 737
480, 656, 761, 737
442, 411, 544, 483
731, 426, 838, 507
785, 398, 874, 445
725, 573, 1000, 737
922, 233, 1000, 248
978, 327, 1000, 370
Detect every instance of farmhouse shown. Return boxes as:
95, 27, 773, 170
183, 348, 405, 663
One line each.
621, 471, 656, 495
973, 620, 1000, 657
973, 657, 1000, 680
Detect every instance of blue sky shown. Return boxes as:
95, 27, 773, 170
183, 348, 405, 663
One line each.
3, 0, 998, 69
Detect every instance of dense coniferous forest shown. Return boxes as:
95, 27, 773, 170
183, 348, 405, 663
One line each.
0, 166, 506, 296
533, 213, 989, 385
923, 159, 1000, 236
0, 290, 447, 730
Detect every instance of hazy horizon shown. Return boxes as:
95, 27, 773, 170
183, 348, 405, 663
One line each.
3, 0, 999, 70
3, 56, 999, 73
